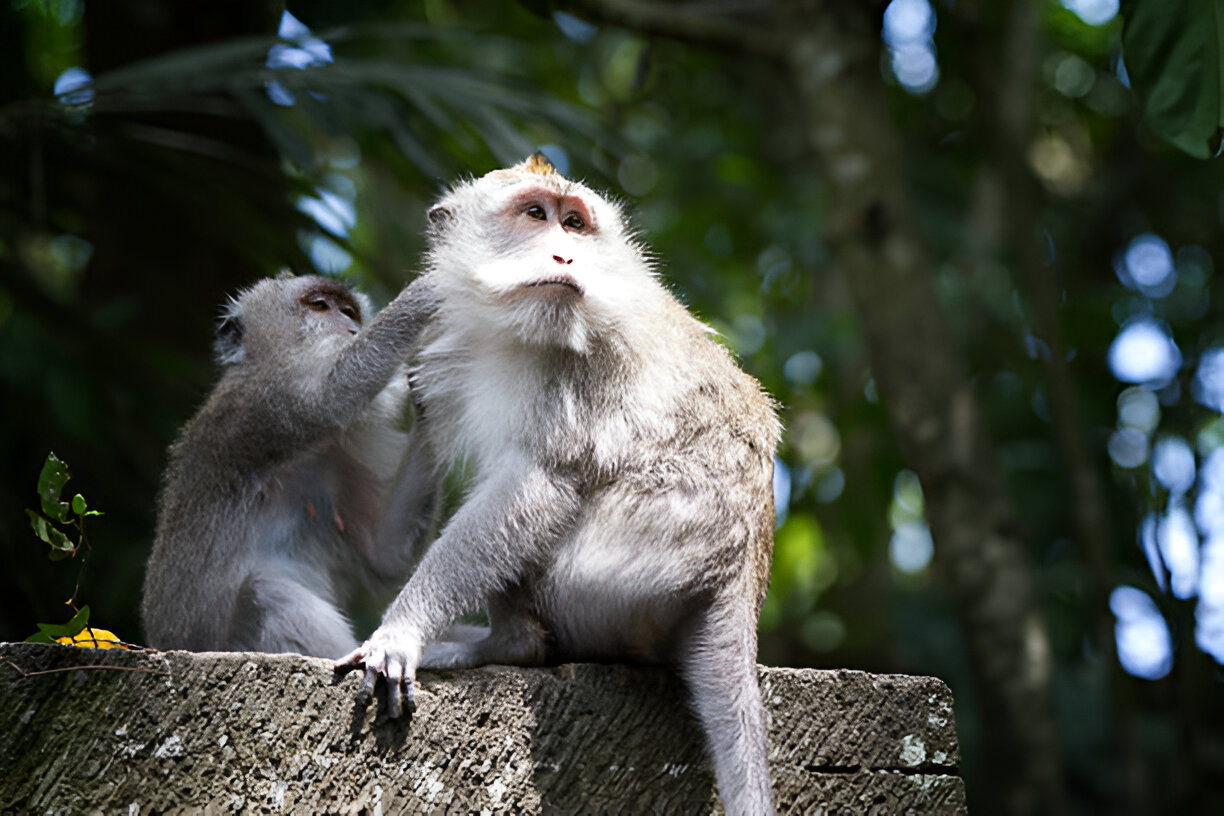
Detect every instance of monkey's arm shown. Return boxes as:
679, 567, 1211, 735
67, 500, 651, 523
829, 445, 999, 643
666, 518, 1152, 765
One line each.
366, 426, 443, 580
301, 276, 440, 440
336, 462, 579, 717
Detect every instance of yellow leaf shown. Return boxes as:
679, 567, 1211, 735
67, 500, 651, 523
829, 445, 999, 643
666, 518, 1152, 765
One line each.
56, 627, 127, 649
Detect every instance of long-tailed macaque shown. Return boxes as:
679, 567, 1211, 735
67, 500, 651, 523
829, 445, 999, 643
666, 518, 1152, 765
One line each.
338, 155, 780, 815
141, 273, 440, 659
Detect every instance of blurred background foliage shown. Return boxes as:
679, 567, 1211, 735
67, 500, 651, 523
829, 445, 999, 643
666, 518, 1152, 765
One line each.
2, 0, 1223, 813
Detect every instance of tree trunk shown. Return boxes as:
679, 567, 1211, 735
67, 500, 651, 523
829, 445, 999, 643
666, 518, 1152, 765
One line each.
563, 2, 1065, 813
783, 10, 1064, 814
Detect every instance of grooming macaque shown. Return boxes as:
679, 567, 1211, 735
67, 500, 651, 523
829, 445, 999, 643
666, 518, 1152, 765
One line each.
141, 273, 440, 658
337, 155, 780, 815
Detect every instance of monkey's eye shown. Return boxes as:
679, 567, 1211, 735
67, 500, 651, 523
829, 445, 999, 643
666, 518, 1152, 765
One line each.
525, 205, 547, 221
307, 298, 330, 312
339, 305, 359, 322
562, 213, 586, 231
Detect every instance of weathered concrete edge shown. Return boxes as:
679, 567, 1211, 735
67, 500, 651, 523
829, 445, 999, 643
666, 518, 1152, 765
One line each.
0, 642, 965, 814
0, 641, 963, 773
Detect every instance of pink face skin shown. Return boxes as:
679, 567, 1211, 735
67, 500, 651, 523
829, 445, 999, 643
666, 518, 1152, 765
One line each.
501, 187, 598, 294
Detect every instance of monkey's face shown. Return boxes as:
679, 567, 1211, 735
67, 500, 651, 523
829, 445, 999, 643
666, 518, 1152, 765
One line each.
215, 275, 372, 367
297, 283, 364, 338
427, 158, 653, 354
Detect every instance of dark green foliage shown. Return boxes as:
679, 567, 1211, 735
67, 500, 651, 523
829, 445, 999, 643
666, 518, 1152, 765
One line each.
3, 1, 1224, 813
26, 452, 100, 564
24, 604, 89, 644
1123, 0, 1224, 158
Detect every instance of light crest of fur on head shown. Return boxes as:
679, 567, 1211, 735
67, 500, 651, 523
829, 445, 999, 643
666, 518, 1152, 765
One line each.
524, 151, 560, 176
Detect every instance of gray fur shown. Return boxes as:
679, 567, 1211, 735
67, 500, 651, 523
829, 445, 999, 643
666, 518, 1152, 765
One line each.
141, 274, 441, 658
339, 160, 780, 815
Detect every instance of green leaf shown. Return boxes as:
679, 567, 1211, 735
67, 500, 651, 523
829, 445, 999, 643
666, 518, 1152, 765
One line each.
29, 606, 91, 641
1123, 0, 1224, 158
26, 509, 74, 557
71, 494, 87, 515
35, 452, 72, 523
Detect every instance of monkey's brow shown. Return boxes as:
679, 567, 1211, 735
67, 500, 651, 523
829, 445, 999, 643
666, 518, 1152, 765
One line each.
505, 187, 595, 222
505, 185, 563, 205
303, 282, 356, 300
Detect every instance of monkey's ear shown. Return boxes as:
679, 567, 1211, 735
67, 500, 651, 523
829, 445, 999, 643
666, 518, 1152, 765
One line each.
427, 205, 452, 227
213, 310, 246, 366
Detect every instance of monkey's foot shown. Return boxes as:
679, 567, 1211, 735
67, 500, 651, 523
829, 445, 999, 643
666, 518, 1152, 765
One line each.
420, 640, 484, 670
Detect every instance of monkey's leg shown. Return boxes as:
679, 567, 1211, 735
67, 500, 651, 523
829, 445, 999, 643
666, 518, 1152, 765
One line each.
337, 466, 579, 717
679, 603, 776, 816
231, 569, 358, 659
420, 592, 548, 670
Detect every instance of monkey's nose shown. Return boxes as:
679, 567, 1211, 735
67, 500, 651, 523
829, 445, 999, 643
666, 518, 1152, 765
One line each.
552, 255, 573, 265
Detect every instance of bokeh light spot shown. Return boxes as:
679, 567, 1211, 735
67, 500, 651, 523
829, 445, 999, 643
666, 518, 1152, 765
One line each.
1193, 348, 1224, 412
882, 0, 939, 94
1140, 514, 1168, 592
784, 350, 824, 388
1158, 504, 1199, 599
1111, 586, 1173, 679
1116, 233, 1176, 298
800, 611, 847, 652
1052, 53, 1096, 98
1195, 449, 1224, 538
890, 521, 934, 574
1108, 427, 1148, 468
1061, 0, 1120, 26
773, 457, 791, 527
53, 67, 93, 106
553, 11, 599, 43
883, 0, 935, 43
1152, 436, 1195, 495
1108, 319, 1181, 384
1117, 386, 1161, 432
1197, 536, 1224, 664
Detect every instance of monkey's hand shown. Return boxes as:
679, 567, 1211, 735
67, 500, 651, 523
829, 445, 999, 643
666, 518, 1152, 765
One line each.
400, 273, 441, 322
334, 627, 422, 718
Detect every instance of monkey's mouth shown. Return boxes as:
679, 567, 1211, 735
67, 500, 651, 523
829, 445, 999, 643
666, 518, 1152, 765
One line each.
521, 275, 584, 295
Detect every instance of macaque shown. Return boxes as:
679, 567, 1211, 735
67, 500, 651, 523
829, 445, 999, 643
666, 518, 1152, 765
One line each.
141, 273, 440, 659
337, 154, 780, 816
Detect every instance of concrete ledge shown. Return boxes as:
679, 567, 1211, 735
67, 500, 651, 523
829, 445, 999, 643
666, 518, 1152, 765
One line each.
0, 642, 965, 814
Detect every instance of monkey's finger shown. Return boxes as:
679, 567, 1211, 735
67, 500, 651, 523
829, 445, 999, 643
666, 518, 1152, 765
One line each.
387, 677, 404, 719
356, 665, 379, 707
333, 645, 368, 673
386, 656, 406, 718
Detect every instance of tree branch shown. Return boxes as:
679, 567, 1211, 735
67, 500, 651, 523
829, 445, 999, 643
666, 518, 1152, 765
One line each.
562, 0, 784, 58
